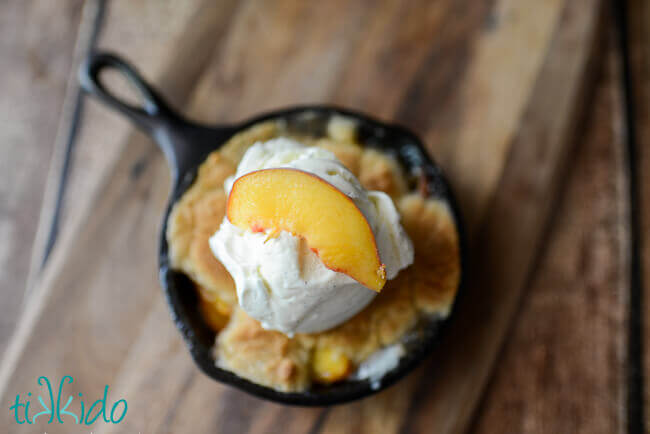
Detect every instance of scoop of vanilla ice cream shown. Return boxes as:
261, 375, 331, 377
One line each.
209, 138, 413, 335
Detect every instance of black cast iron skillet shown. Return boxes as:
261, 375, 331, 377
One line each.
79, 51, 465, 406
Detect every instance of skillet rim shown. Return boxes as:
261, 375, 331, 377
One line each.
158, 104, 467, 406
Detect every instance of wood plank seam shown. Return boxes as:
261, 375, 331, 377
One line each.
39, 0, 108, 267
625, 0, 650, 429
614, 1, 647, 433
25, 0, 107, 293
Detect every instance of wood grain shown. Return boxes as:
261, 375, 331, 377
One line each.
434, 0, 565, 231
332, 2, 603, 433
0, 0, 609, 433
470, 31, 628, 434
626, 0, 650, 429
0, 0, 241, 431
0, 0, 84, 357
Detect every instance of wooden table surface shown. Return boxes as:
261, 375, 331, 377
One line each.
0, 1, 647, 433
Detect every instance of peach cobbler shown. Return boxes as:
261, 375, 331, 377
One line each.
166, 116, 460, 392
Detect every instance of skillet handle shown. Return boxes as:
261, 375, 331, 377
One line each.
79, 51, 174, 132
80, 51, 234, 181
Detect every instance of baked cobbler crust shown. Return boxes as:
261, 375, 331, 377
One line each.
166, 117, 460, 392
166, 152, 237, 307
217, 308, 312, 392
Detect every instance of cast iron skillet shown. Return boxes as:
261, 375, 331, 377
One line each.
79, 51, 465, 406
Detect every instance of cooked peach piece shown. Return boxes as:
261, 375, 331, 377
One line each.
312, 346, 352, 384
226, 168, 386, 291
198, 297, 231, 332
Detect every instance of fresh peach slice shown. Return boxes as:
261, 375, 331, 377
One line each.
227, 168, 386, 291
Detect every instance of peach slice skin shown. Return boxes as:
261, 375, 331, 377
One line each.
226, 168, 386, 291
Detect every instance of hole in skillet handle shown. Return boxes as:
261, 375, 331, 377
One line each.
79, 51, 173, 132
79, 51, 234, 181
